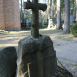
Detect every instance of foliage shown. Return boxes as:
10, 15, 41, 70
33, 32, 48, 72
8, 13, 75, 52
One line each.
61, 0, 65, 12
71, 23, 77, 37
43, 25, 48, 27
44, 22, 48, 25
19, 0, 76, 26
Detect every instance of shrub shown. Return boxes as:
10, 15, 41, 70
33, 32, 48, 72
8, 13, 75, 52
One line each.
71, 23, 77, 37
44, 22, 48, 25
43, 25, 47, 27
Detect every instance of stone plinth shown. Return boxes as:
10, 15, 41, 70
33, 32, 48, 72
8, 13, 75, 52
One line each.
16, 35, 57, 77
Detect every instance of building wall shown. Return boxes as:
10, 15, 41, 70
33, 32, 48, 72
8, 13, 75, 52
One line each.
0, 0, 5, 29
0, 0, 21, 30
13, 0, 21, 29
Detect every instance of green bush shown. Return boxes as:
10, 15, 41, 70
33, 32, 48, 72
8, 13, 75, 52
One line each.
44, 22, 48, 25
43, 25, 47, 27
71, 23, 77, 37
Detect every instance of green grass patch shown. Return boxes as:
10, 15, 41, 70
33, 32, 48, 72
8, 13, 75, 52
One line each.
0, 44, 6, 48
74, 64, 77, 67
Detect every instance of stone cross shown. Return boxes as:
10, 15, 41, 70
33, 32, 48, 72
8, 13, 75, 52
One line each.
16, 1, 57, 77
16, 0, 57, 77
24, 0, 47, 38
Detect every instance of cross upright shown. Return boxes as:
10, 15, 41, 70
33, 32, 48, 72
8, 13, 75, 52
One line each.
24, 0, 47, 38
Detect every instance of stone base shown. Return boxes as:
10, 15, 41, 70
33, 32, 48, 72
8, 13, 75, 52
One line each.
16, 35, 57, 77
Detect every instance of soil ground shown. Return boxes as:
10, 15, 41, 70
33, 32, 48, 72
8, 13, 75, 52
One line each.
0, 28, 77, 77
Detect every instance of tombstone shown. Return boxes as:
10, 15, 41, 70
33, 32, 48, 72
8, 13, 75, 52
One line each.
0, 47, 17, 77
70, 15, 73, 25
16, 0, 57, 77
48, 19, 53, 29
42, 21, 44, 26
26, 18, 29, 28
16, 35, 57, 77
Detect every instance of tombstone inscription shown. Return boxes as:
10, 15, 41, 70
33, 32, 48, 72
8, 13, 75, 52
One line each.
16, 0, 57, 77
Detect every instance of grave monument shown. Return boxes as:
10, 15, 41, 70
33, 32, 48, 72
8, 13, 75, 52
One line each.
70, 15, 73, 25
48, 19, 54, 29
26, 18, 29, 28
0, 47, 17, 77
16, 0, 57, 77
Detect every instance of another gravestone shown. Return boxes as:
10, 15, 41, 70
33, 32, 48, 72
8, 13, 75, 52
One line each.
70, 15, 73, 25
0, 47, 17, 77
48, 19, 53, 29
26, 18, 29, 28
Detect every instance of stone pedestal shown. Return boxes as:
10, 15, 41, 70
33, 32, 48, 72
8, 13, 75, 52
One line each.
16, 35, 57, 77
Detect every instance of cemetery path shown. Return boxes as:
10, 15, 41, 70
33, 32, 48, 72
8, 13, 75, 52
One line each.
53, 39, 77, 76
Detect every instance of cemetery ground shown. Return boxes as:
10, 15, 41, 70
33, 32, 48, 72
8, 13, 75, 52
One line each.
0, 28, 77, 77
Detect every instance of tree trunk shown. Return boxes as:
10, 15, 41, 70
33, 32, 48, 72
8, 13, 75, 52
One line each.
63, 0, 70, 34
48, 0, 51, 19
73, 0, 74, 21
39, 0, 42, 22
45, 0, 48, 22
76, 0, 77, 22
73, 0, 76, 21
57, 0, 62, 30
52, 0, 54, 18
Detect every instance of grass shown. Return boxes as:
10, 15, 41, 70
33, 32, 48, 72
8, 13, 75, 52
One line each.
0, 44, 6, 48
74, 64, 77, 67
0, 28, 77, 49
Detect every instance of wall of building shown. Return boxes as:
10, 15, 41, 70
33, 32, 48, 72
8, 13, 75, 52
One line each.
0, 0, 5, 29
13, 0, 21, 29
0, 0, 21, 30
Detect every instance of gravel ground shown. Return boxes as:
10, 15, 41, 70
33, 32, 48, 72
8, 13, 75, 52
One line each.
53, 39, 77, 77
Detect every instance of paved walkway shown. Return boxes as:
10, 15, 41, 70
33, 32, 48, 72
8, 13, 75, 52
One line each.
53, 39, 77, 76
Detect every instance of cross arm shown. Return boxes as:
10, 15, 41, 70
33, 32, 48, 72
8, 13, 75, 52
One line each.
24, 2, 47, 11
38, 3, 47, 11
24, 2, 36, 10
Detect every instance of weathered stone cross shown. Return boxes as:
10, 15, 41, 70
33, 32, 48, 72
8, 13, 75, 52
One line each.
24, 0, 47, 38
16, 1, 56, 77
